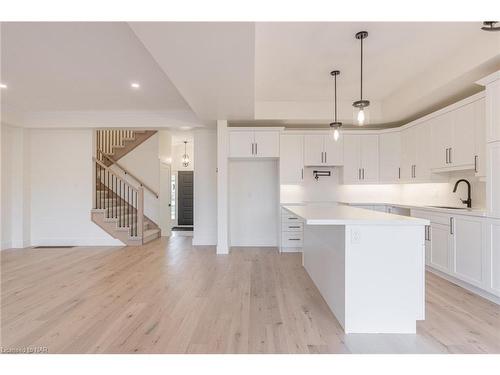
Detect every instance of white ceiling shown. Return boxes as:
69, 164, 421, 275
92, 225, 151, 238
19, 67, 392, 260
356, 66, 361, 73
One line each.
2, 22, 499, 129
0, 22, 202, 128
254, 22, 500, 126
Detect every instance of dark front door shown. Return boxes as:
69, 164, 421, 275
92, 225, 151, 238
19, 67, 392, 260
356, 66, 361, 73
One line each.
177, 171, 193, 226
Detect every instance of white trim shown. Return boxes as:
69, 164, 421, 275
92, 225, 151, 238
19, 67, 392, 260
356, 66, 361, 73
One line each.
30, 237, 123, 247
216, 120, 229, 254
476, 70, 500, 86
427, 267, 500, 305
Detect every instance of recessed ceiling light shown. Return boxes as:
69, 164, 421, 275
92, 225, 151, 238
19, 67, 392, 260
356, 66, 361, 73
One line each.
0, 83, 7, 89
130, 82, 140, 89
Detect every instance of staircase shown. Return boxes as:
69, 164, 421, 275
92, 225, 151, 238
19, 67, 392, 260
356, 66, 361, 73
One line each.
91, 130, 161, 246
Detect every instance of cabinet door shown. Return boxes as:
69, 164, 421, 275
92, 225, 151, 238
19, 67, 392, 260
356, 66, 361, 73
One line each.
379, 132, 401, 182
360, 135, 379, 183
342, 135, 361, 183
474, 98, 486, 178
452, 103, 475, 167
487, 142, 500, 218
430, 223, 452, 273
485, 80, 500, 143
400, 128, 415, 181
254, 131, 279, 158
488, 220, 500, 296
452, 216, 484, 287
415, 121, 432, 181
304, 135, 325, 166
431, 113, 453, 169
229, 131, 254, 158
324, 135, 344, 166
280, 135, 304, 184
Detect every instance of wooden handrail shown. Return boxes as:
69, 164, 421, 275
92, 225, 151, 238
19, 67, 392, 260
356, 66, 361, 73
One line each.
97, 151, 159, 198
94, 157, 139, 193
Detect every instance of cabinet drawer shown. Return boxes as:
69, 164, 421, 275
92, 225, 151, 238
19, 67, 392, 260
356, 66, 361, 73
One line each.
282, 222, 304, 232
281, 232, 303, 247
281, 210, 304, 222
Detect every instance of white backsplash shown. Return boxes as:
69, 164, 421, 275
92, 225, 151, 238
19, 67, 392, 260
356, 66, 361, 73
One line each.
281, 167, 486, 209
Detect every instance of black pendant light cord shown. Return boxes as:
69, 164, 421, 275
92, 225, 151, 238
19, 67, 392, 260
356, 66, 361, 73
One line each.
360, 36, 363, 101
334, 73, 337, 122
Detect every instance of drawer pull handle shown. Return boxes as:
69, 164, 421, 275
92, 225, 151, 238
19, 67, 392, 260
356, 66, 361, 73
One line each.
287, 217, 298, 220
288, 226, 301, 228
289, 238, 301, 241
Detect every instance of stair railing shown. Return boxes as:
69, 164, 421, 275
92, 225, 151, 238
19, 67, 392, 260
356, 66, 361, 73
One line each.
96, 130, 135, 162
94, 158, 144, 238
97, 149, 159, 198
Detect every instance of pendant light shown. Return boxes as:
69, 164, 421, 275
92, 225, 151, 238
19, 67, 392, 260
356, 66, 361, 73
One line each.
353, 31, 370, 126
182, 141, 190, 167
329, 70, 342, 141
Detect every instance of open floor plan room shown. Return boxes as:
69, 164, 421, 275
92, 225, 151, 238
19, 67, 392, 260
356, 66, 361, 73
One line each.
1, 8, 500, 368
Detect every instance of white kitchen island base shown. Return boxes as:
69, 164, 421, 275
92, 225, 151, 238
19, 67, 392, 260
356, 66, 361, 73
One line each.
284, 205, 427, 334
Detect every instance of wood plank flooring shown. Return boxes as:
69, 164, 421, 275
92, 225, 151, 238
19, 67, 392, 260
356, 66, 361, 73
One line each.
1, 235, 499, 354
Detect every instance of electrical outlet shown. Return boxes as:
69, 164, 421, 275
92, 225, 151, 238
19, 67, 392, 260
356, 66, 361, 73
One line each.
351, 229, 361, 245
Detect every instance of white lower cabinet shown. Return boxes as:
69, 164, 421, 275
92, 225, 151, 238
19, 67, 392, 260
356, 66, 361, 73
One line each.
451, 216, 485, 287
429, 222, 452, 273
280, 208, 304, 252
410, 209, 499, 301
486, 219, 500, 297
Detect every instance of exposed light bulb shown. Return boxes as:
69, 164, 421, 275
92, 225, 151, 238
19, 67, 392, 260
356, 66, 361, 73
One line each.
357, 108, 365, 125
333, 128, 340, 141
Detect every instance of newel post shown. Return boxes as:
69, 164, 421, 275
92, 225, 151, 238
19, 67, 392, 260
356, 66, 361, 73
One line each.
138, 187, 144, 241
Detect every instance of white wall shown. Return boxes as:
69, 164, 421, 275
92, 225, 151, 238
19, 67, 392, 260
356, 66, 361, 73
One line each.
193, 129, 217, 246
29, 129, 121, 246
158, 130, 172, 236
1, 125, 31, 249
116, 133, 160, 224
280, 166, 487, 209
229, 159, 279, 247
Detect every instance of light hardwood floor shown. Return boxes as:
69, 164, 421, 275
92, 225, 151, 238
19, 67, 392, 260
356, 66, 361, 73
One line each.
1, 235, 499, 354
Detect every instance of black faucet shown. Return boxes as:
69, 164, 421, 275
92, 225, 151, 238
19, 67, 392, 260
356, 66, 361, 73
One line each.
453, 179, 472, 208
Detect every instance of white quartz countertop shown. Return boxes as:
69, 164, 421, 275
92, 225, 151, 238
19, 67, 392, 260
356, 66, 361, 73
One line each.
282, 205, 429, 226
340, 201, 488, 217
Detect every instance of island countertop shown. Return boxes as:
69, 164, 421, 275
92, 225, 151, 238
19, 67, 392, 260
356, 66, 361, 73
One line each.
282, 204, 429, 226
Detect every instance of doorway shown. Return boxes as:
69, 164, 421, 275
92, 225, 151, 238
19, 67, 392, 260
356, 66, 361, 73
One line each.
177, 170, 193, 227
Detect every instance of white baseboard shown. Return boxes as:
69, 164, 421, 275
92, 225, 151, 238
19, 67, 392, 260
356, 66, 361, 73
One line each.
192, 236, 217, 246
31, 237, 123, 247
1, 240, 12, 251
427, 267, 500, 305
280, 247, 302, 253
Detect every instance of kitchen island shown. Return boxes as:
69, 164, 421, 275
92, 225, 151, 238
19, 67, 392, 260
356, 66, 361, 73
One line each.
283, 204, 429, 334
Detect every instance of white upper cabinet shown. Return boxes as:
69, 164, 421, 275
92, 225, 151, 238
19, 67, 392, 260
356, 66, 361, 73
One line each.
324, 136, 344, 166
485, 79, 500, 143
379, 131, 401, 183
431, 112, 453, 170
342, 134, 379, 184
254, 131, 280, 157
229, 131, 255, 158
304, 135, 343, 166
360, 135, 379, 183
452, 102, 476, 167
280, 135, 304, 184
430, 100, 483, 172
229, 129, 279, 158
474, 98, 487, 178
303, 135, 324, 166
400, 126, 417, 181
